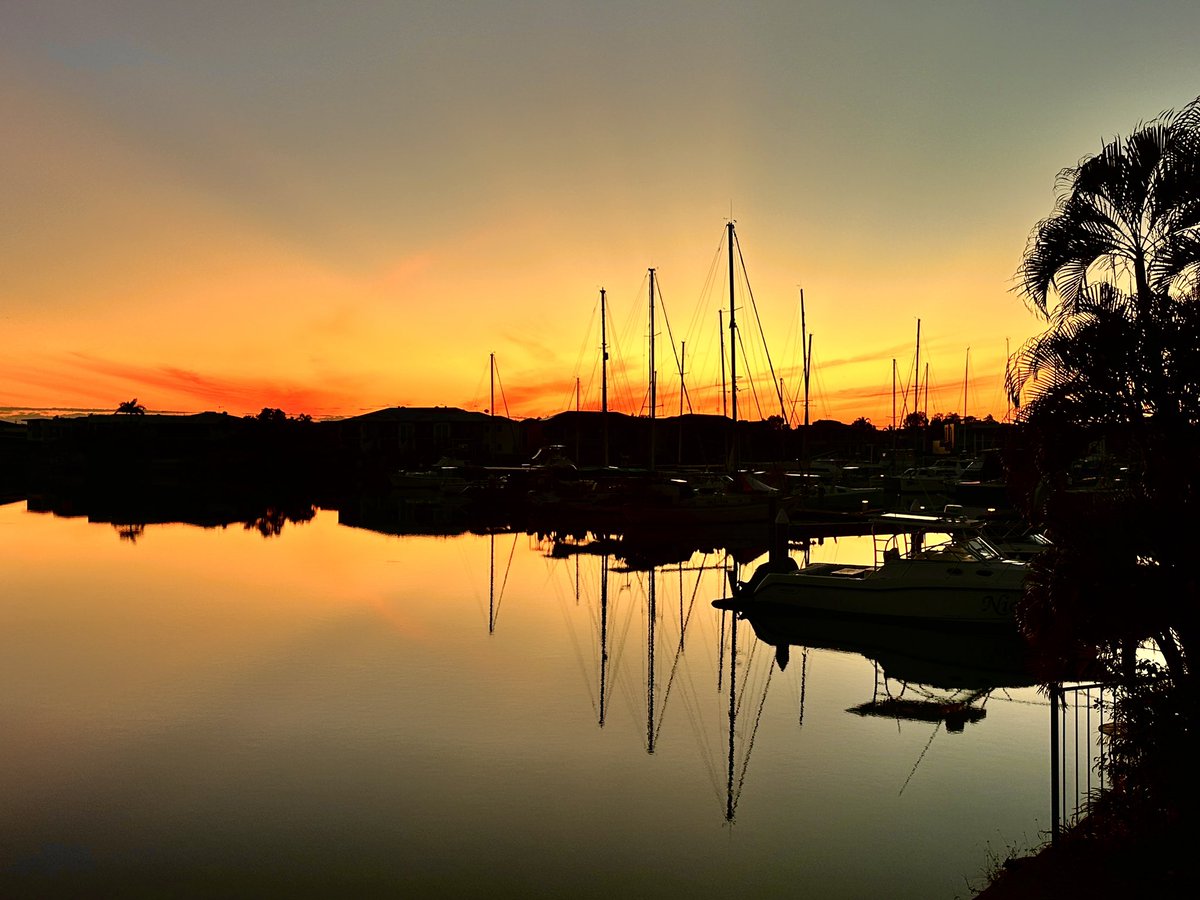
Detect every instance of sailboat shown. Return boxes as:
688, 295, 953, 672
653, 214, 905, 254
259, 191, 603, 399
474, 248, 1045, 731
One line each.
539, 240, 789, 534
779, 288, 888, 517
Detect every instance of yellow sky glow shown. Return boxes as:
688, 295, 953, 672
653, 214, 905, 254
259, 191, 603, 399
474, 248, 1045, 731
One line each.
3, 3, 1196, 424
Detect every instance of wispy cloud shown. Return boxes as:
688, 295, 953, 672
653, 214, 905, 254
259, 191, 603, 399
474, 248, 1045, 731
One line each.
3, 353, 371, 417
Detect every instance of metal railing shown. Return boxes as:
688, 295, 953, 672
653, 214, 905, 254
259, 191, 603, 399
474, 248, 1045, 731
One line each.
1049, 681, 1116, 841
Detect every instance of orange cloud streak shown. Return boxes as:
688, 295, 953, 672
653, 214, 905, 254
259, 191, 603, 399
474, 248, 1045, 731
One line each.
2, 353, 370, 418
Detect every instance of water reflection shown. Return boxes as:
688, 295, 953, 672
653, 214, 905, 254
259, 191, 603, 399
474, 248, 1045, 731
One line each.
1, 497, 1054, 898
25, 485, 318, 539
532, 535, 1045, 827
735, 605, 1037, 692
726, 604, 1043, 813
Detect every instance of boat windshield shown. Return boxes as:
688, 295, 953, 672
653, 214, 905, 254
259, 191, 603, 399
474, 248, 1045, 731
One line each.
959, 534, 1004, 561
914, 533, 1005, 562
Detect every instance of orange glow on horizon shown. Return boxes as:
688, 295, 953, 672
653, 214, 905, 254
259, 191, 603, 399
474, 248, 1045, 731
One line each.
1, 331, 1022, 425
9, 3, 1120, 428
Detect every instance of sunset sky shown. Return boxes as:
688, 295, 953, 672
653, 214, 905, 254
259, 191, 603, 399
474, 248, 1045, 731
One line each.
4, 1, 1199, 424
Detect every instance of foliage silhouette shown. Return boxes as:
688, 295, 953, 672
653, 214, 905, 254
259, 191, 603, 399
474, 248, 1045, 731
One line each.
1008, 96, 1200, 829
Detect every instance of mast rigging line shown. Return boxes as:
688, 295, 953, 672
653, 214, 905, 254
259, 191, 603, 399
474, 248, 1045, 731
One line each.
674, 232, 735, 417
562, 292, 604, 413
729, 659, 775, 820
489, 532, 519, 629
648, 276, 695, 417
732, 230, 787, 420
607, 283, 643, 415
735, 327, 768, 422
612, 577, 649, 731
555, 564, 605, 719
491, 356, 512, 419
733, 631, 765, 721
469, 363, 489, 414
650, 554, 711, 747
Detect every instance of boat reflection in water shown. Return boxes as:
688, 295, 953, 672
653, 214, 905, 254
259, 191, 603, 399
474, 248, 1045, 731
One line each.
727, 602, 1038, 693
709, 591, 1044, 824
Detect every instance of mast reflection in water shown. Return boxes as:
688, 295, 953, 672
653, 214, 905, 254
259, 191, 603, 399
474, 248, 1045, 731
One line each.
1, 500, 1052, 899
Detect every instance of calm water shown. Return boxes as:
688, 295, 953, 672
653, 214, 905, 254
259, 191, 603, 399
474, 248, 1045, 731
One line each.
0, 500, 1053, 898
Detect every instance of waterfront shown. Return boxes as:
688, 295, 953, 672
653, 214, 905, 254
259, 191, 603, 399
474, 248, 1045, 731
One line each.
1, 499, 1053, 898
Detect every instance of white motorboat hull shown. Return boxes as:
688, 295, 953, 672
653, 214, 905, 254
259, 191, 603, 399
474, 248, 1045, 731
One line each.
738, 559, 1024, 624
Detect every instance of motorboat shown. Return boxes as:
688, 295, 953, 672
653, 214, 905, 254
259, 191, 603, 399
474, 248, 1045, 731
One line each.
898, 457, 976, 494
727, 511, 1026, 625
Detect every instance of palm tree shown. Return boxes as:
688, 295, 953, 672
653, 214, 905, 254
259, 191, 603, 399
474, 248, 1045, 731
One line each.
116, 398, 146, 415
1013, 97, 1200, 422
1019, 97, 1200, 318
1008, 99, 1200, 786
1009, 100, 1200, 843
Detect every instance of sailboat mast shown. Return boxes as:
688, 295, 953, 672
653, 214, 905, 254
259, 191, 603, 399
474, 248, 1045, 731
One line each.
679, 340, 686, 416
724, 222, 734, 475
490, 351, 495, 417
924, 362, 930, 419
647, 568, 657, 755
728, 222, 738, 430
719, 310, 727, 418
649, 268, 657, 421
800, 288, 809, 428
679, 340, 685, 465
914, 319, 921, 422
963, 347, 969, 419
725, 608, 739, 822
805, 334, 812, 430
892, 358, 897, 431
648, 268, 657, 471
599, 553, 609, 727
601, 288, 609, 467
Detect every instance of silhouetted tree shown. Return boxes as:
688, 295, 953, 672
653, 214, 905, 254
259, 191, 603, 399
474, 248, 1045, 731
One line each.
1009, 96, 1200, 820
244, 503, 316, 538
116, 398, 146, 415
